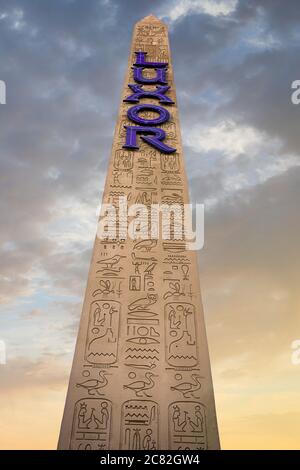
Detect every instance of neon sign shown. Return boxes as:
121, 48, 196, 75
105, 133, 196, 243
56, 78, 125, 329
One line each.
123, 52, 176, 154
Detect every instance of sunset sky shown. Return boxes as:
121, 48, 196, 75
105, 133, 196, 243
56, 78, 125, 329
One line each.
0, 0, 300, 449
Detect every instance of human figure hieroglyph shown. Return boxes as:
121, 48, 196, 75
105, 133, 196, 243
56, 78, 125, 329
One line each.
188, 405, 204, 432
77, 401, 109, 430
172, 405, 188, 432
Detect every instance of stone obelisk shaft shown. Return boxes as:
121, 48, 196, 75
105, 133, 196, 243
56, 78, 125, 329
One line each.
58, 15, 220, 450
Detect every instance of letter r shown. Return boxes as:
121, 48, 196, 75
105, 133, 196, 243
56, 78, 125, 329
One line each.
123, 126, 176, 154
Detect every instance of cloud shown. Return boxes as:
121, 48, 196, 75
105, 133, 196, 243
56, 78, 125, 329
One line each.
0, 356, 69, 393
162, 0, 238, 22
185, 119, 264, 158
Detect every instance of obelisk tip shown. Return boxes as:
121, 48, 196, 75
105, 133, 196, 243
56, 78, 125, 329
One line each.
137, 14, 165, 24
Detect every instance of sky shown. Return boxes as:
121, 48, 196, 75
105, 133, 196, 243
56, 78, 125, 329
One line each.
0, 0, 300, 450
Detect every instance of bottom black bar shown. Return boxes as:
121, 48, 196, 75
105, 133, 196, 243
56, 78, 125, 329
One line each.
0, 450, 298, 467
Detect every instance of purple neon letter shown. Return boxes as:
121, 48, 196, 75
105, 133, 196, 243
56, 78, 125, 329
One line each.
123, 126, 176, 154
134, 51, 168, 69
124, 84, 174, 105
127, 104, 170, 126
133, 66, 167, 85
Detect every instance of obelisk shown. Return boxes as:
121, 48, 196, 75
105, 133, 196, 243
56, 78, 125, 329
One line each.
58, 15, 220, 450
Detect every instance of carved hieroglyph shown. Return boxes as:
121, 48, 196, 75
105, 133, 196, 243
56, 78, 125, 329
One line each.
58, 15, 220, 450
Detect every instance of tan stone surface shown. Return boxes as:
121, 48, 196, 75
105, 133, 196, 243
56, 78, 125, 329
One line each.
58, 15, 220, 450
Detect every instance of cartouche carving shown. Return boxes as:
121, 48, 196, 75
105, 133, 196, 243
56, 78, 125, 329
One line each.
70, 398, 112, 450
120, 400, 159, 449
169, 401, 207, 450
165, 302, 198, 368
85, 300, 120, 366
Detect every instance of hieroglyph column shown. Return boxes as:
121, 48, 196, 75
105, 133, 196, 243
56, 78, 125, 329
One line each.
58, 14, 220, 450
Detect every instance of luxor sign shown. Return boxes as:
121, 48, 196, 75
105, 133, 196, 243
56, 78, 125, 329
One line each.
123, 52, 176, 154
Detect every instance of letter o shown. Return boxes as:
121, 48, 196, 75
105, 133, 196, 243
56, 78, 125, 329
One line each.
127, 104, 170, 126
